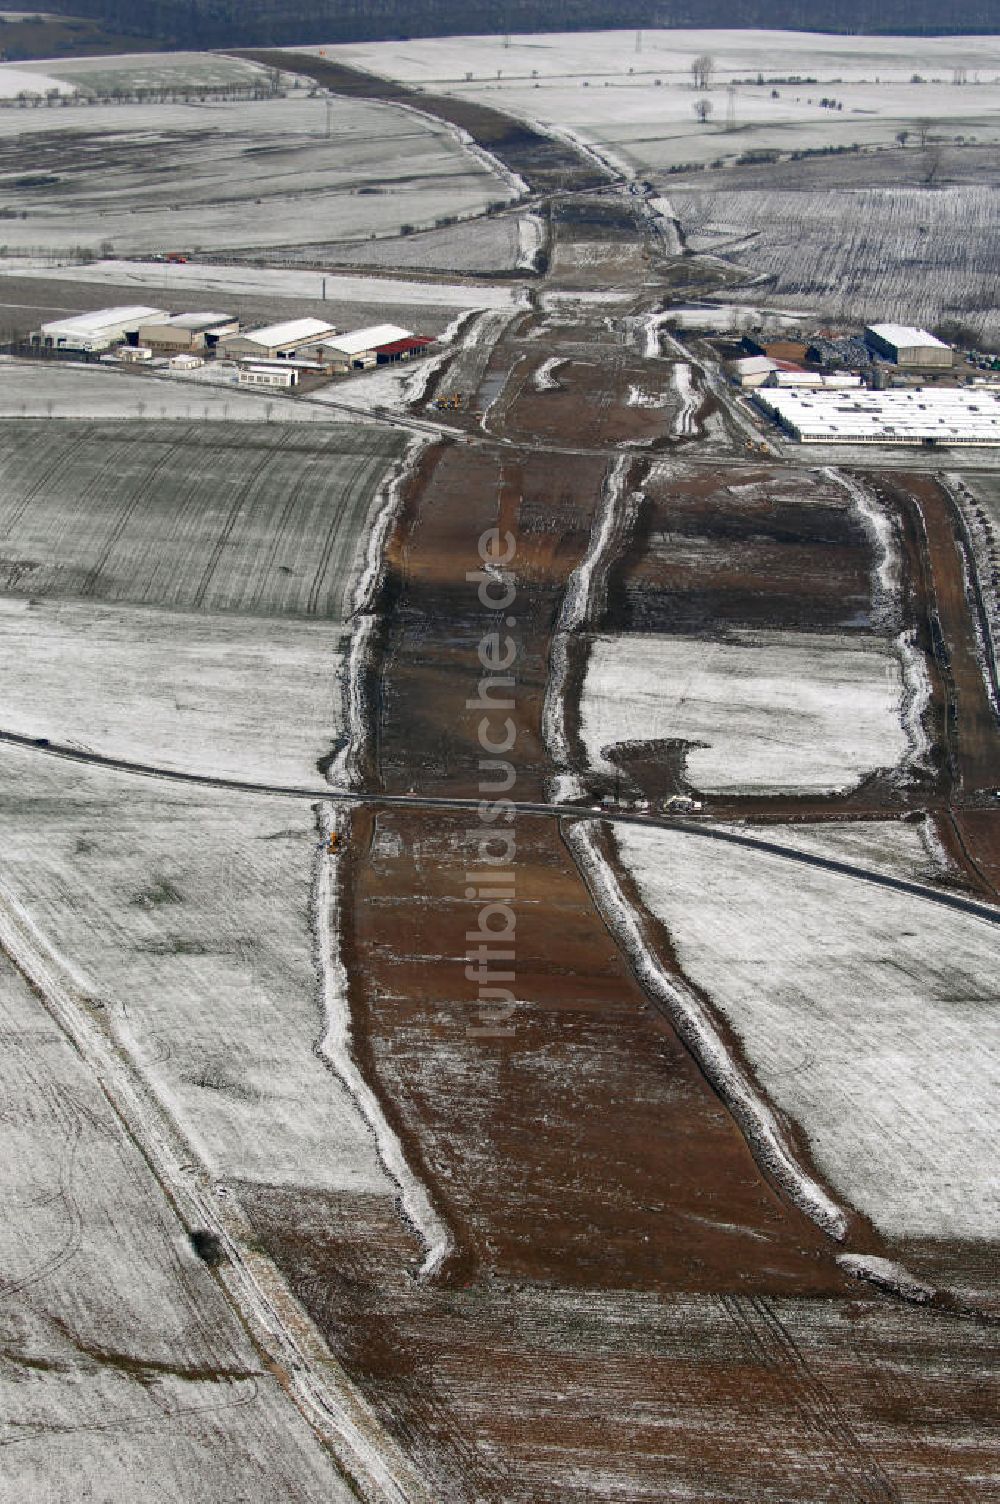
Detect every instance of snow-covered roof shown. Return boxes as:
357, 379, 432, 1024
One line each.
865, 324, 950, 351
41, 306, 166, 336
325, 323, 413, 355
240, 317, 336, 347
732, 355, 777, 375
161, 311, 235, 330
756, 386, 1000, 444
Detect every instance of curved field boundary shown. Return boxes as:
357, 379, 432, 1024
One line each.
236, 50, 614, 196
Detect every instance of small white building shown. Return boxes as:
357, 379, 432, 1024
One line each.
864, 324, 953, 368
35, 306, 169, 353
730, 354, 779, 388
768, 371, 862, 389
169, 353, 205, 370
119, 345, 153, 363
238, 364, 298, 389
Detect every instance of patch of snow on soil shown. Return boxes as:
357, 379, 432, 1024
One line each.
533, 356, 566, 391
580, 629, 912, 795
517, 211, 545, 271
671, 362, 697, 435
837, 1254, 935, 1303
626, 385, 663, 408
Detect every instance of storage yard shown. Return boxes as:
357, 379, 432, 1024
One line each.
0, 27, 998, 1504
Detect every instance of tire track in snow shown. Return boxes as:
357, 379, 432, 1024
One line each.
720, 1292, 901, 1504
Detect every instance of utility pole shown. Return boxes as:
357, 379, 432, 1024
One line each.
635, 29, 642, 53
325, 97, 332, 139
726, 83, 737, 132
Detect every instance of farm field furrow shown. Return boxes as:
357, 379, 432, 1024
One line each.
0, 80, 517, 253
0, 418, 405, 615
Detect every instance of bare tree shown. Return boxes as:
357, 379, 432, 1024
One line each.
922, 144, 944, 185
694, 98, 714, 125
691, 54, 715, 90
915, 118, 932, 148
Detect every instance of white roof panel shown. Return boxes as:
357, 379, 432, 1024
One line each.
756, 387, 1000, 445
41, 305, 166, 336
865, 323, 950, 351
327, 323, 413, 356
240, 317, 336, 347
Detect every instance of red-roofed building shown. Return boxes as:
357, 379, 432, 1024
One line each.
376, 335, 435, 365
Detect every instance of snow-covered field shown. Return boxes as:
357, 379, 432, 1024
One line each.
14, 49, 273, 95
0, 258, 519, 310
0, 89, 515, 253
580, 629, 917, 794
731, 815, 955, 885
0, 744, 389, 1196
0, 417, 406, 615
310, 212, 527, 272
615, 823, 1000, 1241
329, 30, 1000, 173
0, 356, 330, 420
0, 63, 70, 97
0, 597, 342, 783
0, 946, 355, 1502
672, 183, 1000, 343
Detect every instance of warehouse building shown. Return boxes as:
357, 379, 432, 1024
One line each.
730, 355, 780, 388
730, 354, 816, 388
33, 306, 169, 353
319, 323, 417, 372
755, 387, 1000, 445
221, 317, 336, 361
864, 324, 953, 368
139, 312, 238, 354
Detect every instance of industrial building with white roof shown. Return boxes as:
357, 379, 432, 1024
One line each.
756, 387, 1000, 446
864, 324, 953, 367
221, 317, 338, 360
34, 306, 169, 353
